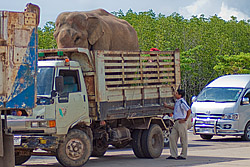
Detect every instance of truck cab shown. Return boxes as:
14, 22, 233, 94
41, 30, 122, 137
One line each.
192, 74, 250, 140
10, 59, 90, 135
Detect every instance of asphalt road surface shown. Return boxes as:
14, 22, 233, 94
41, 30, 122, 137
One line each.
16, 131, 250, 167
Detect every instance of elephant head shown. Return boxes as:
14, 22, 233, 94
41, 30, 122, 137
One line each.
54, 12, 104, 49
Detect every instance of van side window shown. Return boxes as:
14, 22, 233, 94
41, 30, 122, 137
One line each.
59, 70, 80, 93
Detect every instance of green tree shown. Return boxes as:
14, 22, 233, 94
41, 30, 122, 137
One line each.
38, 21, 57, 49
214, 53, 250, 75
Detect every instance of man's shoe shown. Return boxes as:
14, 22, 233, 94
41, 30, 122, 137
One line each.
166, 156, 177, 159
177, 156, 186, 160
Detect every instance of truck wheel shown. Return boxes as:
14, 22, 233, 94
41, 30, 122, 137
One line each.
132, 129, 145, 158
141, 124, 164, 158
241, 122, 250, 141
56, 129, 91, 167
200, 134, 213, 140
91, 136, 108, 157
15, 155, 31, 165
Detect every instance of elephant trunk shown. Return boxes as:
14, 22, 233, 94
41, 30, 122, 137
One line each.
55, 28, 87, 49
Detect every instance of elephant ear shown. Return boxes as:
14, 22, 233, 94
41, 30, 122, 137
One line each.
87, 16, 104, 45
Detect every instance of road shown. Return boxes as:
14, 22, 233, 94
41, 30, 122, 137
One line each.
16, 131, 250, 167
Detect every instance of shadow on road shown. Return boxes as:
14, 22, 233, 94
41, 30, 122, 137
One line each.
17, 153, 250, 167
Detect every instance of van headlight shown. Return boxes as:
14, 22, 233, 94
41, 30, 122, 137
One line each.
222, 113, 239, 120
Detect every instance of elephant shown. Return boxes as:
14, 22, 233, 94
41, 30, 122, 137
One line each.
54, 9, 139, 51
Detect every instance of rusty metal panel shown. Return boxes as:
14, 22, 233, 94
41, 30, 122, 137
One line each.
0, 8, 39, 109
0, 119, 3, 157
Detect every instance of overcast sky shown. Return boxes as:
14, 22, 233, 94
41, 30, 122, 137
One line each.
1, 0, 250, 27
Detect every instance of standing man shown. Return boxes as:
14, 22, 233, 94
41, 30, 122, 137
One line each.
164, 89, 191, 160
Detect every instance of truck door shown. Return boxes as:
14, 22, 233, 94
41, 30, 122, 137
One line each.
55, 69, 89, 134
239, 89, 250, 130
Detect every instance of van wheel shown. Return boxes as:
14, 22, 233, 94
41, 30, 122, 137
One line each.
141, 124, 164, 158
241, 122, 250, 141
56, 129, 91, 167
131, 129, 145, 158
15, 155, 31, 165
200, 134, 213, 140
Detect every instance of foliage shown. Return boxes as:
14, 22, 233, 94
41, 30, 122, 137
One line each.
38, 10, 250, 103
38, 21, 57, 49
214, 53, 250, 75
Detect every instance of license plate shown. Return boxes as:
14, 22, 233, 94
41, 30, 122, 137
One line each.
14, 135, 21, 146
200, 128, 213, 133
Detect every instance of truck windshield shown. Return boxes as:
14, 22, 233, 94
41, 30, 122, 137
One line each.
37, 67, 54, 96
196, 87, 242, 102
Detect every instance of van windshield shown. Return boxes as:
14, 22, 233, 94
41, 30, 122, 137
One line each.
196, 87, 242, 102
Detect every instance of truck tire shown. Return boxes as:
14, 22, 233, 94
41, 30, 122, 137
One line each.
141, 124, 164, 158
241, 122, 250, 141
91, 136, 108, 157
200, 134, 213, 140
56, 129, 91, 167
15, 155, 31, 165
131, 129, 145, 158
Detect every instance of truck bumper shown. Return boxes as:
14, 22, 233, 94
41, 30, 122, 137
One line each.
14, 135, 59, 150
193, 118, 244, 136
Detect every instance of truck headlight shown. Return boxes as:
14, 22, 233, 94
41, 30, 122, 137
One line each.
222, 113, 239, 120
29, 120, 55, 128
31, 121, 39, 127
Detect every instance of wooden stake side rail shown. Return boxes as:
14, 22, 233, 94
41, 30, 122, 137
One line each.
103, 52, 178, 88
97, 50, 180, 103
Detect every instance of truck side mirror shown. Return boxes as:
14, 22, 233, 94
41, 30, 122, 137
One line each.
242, 97, 250, 105
55, 76, 64, 94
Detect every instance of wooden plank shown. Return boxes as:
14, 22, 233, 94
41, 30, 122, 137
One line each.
160, 87, 174, 97
105, 67, 174, 73
158, 62, 175, 66
104, 57, 123, 61
107, 95, 123, 101
105, 68, 141, 73
107, 89, 123, 96
105, 80, 123, 85
105, 74, 140, 79
105, 78, 175, 86
144, 88, 158, 93
144, 92, 159, 99
105, 73, 175, 79
141, 56, 174, 60
125, 89, 142, 100
174, 49, 181, 88
106, 84, 175, 91
123, 57, 140, 60
105, 62, 140, 67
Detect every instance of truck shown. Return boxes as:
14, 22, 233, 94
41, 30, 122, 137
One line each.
7, 47, 181, 166
192, 74, 250, 140
0, 3, 39, 167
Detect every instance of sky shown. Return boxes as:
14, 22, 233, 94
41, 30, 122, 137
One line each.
1, 0, 250, 27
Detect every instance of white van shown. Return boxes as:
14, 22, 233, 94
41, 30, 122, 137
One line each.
191, 74, 250, 140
